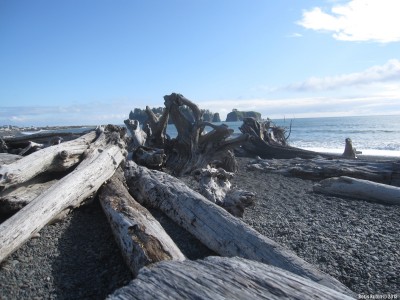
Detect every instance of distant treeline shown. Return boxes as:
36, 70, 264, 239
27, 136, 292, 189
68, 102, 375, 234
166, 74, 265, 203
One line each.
129, 107, 261, 124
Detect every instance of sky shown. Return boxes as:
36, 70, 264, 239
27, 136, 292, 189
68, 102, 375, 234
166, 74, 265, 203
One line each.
1, 0, 400, 126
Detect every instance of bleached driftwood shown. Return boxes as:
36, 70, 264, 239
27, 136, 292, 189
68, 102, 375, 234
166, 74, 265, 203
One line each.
124, 119, 147, 151
0, 153, 21, 165
109, 256, 354, 300
99, 168, 185, 276
194, 167, 255, 217
247, 156, 398, 185
0, 179, 58, 214
314, 176, 400, 205
124, 161, 353, 295
18, 141, 45, 156
0, 125, 127, 263
0, 130, 98, 189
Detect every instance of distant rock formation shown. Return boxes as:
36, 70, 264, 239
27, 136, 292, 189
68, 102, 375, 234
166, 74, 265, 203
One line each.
225, 109, 261, 122
212, 113, 221, 123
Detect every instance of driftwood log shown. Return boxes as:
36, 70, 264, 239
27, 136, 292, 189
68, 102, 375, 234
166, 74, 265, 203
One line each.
109, 256, 355, 300
247, 156, 400, 186
194, 167, 255, 217
124, 119, 147, 151
0, 125, 127, 263
99, 168, 185, 276
0, 154, 21, 166
124, 161, 353, 295
0, 130, 98, 190
314, 176, 400, 205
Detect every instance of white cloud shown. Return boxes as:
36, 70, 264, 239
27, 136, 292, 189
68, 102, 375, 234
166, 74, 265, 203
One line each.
298, 0, 400, 43
286, 59, 400, 91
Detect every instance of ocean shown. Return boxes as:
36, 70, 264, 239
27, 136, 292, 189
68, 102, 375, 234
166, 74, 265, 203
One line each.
167, 115, 400, 157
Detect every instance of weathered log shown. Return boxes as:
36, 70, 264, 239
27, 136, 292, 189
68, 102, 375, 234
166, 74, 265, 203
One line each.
124, 119, 147, 151
109, 256, 355, 300
0, 153, 21, 165
132, 146, 165, 169
99, 168, 185, 275
314, 176, 400, 205
0, 130, 97, 189
0, 125, 127, 263
144, 105, 170, 148
194, 167, 255, 217
124, 161, 354, 295
247, 156, 399, 186
0, 179, 58, 214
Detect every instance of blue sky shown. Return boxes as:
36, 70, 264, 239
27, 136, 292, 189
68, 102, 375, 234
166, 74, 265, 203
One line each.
1, 0, 400, 126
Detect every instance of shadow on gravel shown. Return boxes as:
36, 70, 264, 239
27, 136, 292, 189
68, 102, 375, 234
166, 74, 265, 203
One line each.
51, 199, 132, 300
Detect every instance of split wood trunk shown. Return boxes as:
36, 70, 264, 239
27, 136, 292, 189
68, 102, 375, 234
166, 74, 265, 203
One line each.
109, 256, 355, 300
0, 130, 98, 189
0, 126, 126, 263
124, 161, 354, 296
99, 168, 185, 276
314, 176, 400, 205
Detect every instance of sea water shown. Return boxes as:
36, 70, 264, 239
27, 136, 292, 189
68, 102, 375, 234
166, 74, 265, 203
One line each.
167, 115, 400, 157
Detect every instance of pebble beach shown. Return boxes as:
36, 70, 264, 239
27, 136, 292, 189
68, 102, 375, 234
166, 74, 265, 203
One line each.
0, 156, 399, 299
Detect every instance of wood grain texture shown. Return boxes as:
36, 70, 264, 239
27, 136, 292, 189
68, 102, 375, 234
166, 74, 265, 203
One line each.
99, 168, 185, 276
109, 256, 355, 300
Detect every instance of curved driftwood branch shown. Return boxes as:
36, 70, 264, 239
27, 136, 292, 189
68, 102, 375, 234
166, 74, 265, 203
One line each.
109, 256, 354, 300
124, 161, 353, 295
0, 125, 127, 263
314, 176, 400, 205
99, 168, 185, 276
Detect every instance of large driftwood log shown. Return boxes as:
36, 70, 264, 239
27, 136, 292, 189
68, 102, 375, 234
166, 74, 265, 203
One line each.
109, 256, 354, 300
144, 105, 170, 148
0, 130, 98, 189
0, 179, 58, 214
99, 168, 185, 276
124, 161, 353, 295
0, 125, 127, 263
246, 156, 399, 186
194, 167, 255, 217
314, 176, 400, 205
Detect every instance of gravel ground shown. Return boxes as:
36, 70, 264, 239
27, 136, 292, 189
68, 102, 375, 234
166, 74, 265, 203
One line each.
0, 156, 399, 299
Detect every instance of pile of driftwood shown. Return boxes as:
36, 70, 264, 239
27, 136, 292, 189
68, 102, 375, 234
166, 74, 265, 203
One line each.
0, 94, 364, 298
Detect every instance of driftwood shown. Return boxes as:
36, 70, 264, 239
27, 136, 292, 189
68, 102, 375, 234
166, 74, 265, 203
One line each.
0, 125, 127, 263
124, 119, 147, 151
99, 168, 185, 276
239, 117, 322, 159
314, 176, 400, 205
0, 130, 97, 190
0, 178, 58, 214
124, 161, 353, 295
194, 167, 255, 217
159, 93, 248, 175
143, 105, 170, 148
17, 141, 45, 156
0, 153, 22, 165
132, 146, 165, 170
342, 138, 360, 158
247, 156, 399, 186
109, 256, 354, 300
